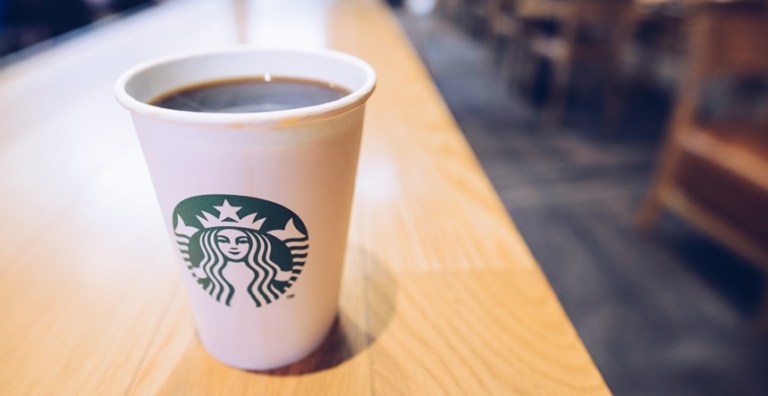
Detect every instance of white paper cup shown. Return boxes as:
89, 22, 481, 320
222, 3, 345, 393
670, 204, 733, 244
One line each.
115, 48, 375, 370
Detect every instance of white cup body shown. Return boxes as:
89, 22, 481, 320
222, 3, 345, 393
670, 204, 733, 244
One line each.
116, 48, 375, 370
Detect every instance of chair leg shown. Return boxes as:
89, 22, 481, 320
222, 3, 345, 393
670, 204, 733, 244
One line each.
602, 9, 635, 133
636, 190, 663, 233
602, 83, 625, 132
505, 39, 529, 95
544, 60, 571, 130
491, 34, 507, 70
602, 56, 625, 132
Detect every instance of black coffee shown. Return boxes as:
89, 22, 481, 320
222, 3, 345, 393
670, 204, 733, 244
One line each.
150, 76, 350, 113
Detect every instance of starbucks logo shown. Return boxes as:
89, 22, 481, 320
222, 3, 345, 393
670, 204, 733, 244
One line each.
172, 195, 308, 308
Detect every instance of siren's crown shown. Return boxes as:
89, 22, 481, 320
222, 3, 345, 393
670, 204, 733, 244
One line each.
196, 200, 265, 230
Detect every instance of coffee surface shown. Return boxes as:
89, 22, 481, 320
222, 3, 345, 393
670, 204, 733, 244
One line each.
150, 76, 350, 113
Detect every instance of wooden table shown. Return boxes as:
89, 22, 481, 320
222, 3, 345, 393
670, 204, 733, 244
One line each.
0, 0, 608, 394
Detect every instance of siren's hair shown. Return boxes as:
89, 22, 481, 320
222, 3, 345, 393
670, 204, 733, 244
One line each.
196, 228, 291, 307
198, 228, 235, 305
243, 230, 285, 307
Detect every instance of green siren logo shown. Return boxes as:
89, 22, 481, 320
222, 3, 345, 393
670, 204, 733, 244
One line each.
172, 195, 308, 308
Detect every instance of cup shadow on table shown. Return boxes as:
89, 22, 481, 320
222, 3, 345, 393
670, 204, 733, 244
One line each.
261, 245, 398, 376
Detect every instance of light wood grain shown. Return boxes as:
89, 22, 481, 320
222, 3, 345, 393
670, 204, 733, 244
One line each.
0, 0, 608, 394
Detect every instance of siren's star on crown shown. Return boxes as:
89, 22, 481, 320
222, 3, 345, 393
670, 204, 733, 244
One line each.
174, 215, 199, 238
197, 199, 266, 230
214, 200, 241, 222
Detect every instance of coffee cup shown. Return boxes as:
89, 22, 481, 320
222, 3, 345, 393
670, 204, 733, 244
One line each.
115, 47, 376, 370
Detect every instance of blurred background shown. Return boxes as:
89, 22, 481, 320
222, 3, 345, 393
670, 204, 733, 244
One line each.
1, 0, 767, 394
0, 0, 153, 57
394, 1, 768, 394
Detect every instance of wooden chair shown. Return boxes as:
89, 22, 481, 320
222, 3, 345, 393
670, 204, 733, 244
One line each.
466, 0, 492, 38
510, 0, 635, 128
436, 0, 465, 25
487, 0, 520, 59
623, 1, 686, 91
637, 1, 768, 270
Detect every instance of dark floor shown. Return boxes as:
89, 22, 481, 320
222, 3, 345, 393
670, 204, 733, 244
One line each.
396, 8, 768, 396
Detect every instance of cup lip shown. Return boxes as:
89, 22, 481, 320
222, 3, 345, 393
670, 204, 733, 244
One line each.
114, 46, 376, 128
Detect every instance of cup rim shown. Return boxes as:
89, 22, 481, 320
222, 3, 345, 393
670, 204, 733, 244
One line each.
114, 47, 377, 128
